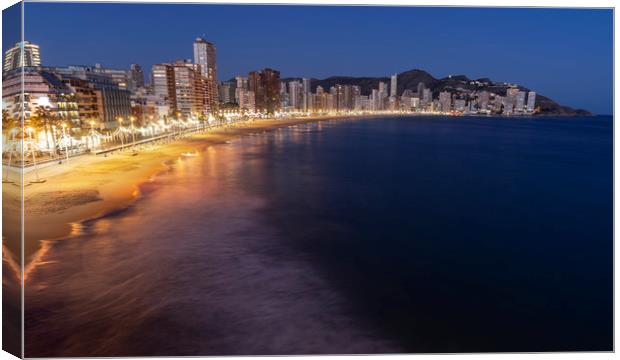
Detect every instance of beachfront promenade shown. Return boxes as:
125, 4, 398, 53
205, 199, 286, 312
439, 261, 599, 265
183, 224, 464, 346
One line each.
2, 120, 224, 170
2, 110, 417, 176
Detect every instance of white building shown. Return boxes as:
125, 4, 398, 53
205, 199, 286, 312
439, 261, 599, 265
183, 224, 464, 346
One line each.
390, 74, 397, 97
3, 41, 41, 73
515, 91, 526, 113
526, 91, 537, 113
288, 81, 304, 110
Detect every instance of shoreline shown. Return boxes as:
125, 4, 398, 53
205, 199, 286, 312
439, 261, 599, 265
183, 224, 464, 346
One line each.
3, 114, 392, 275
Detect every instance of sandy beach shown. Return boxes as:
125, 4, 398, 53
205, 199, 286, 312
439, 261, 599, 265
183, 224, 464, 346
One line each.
2, 114, 386, 277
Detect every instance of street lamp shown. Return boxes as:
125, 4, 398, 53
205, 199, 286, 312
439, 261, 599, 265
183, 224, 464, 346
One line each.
27, 127, 45, 183
61, 123, 69, 163
129, 116, 137, 149
89, 120, 96, 151
117, 117, 124, 150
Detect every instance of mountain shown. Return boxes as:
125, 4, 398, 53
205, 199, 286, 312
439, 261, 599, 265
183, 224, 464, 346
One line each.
282, 69, 590, 116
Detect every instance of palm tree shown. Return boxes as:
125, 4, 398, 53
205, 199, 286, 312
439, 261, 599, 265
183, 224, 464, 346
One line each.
30, 106, 62, 153
2, 109, 18, 134
29, 106, 51, 150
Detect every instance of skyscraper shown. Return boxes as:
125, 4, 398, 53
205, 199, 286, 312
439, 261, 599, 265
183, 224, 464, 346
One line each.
238, 89, 256, 112
248, 68, 281, 113
526, 91, 537, 113
152, 63, 176, 111
172, 60, 207, 118
504, 88, 519, 114
152, 60, 209, 118
193, 37, 216, 79
478, 91, 490, 111
129, 64, 145, 91
235, 76, 248, 90
193, 37, 218, 113
235, 76, 249, 104
302, 78, 311, 110
417, 82, 425, 99
4, 41, 41, 73
439, 91, 452, 112
515, 91, 527, 113
422, 88, 432, 108
288, 81, 303, 109
390, 74, 398, 97
218, 81, 236, 104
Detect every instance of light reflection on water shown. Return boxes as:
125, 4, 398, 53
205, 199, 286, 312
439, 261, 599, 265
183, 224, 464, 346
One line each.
24, 121, 395, 357
23, 116, 613, 356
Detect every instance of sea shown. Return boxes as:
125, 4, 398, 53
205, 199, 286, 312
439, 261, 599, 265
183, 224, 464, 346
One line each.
24, 115, 613, 356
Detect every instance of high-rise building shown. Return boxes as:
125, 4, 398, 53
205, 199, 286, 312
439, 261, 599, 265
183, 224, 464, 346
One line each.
50, 65, 131, 128
493, 95, 504, 113
62, 77, 104, 128
248, 68, 281, 113
193, 37, 218, 113
279, 81, 289, 109
314, 85, 327, 111
411, 97, 420, 110
3, 41, 41, 73
218, 81, 236, 104
478, 91, 490, 111
301, 78, 311, 110
343, 85, 354, 110
129, 64, 145, 91
2, 67, 79, 126
235, 76, 248, 90
422, 88, 432, 108
515, 91, 526, 113
235, 76, 249, 104
417, 82, 425, 99
193, 38, 216, 78
152, 63, 176, 113
504, 88, 519, 114
371, 89, 381, 111
439, 91, 452, 112
390, 74, 398, 97
379, 82, 387, 94
237, 89, 256, 112
526, 91, 537, 113
288, 81, 305, 110
400, 90, 413, 111
151, 60, 209, 119
172, 60, 206, 118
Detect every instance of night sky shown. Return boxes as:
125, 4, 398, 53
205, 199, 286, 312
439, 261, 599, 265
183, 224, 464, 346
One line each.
5, 3, 614, 114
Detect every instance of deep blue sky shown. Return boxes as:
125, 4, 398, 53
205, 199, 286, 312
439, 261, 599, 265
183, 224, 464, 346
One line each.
14, 3, 615, 114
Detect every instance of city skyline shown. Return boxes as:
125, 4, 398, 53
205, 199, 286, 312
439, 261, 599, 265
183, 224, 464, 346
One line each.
1, 3, 613, 357
12, 3, 613, 114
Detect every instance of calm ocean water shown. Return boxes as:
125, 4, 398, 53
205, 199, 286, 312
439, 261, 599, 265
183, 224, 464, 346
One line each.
25, 116, 612, 356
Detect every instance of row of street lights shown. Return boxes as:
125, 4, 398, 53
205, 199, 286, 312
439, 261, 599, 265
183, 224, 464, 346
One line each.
115, 116, 137, 151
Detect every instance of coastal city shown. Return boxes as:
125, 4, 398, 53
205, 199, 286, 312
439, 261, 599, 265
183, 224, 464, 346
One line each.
2, 37, 538, 165
2, 3, 612, 358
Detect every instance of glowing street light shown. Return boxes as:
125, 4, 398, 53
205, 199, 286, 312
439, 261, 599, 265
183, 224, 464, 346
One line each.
26, 126, 45, 184
61, 123, 69, 163
89, 120, 97, 151
129, 116, 137, 150
117, 117, 125, 150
